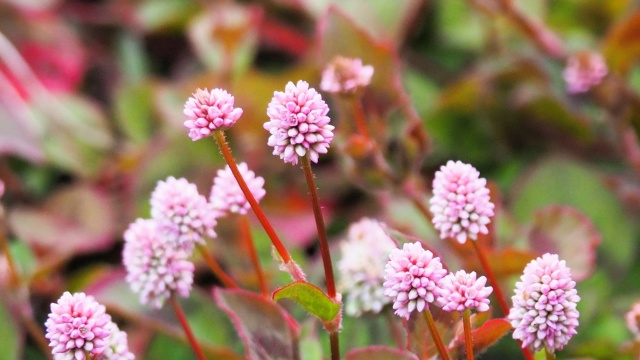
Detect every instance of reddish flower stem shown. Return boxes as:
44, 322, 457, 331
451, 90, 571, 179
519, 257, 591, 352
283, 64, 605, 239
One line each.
239, 215, 268, 297
170, 295, 206, 360
196, 243, 238, 289
422, 310, 451, 360
351, 97, 370, 138
214, 131, 304, 281
462, 309, 474, 360
300, 155, 336, 299
330, 331, 340, 360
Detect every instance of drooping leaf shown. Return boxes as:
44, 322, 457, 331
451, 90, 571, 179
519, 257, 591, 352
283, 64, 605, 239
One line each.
214, 287, 300, 360
345, 346, 419, 360
450, 318, 512, 357
273, 281, 341, 323
529, 205, 601, 281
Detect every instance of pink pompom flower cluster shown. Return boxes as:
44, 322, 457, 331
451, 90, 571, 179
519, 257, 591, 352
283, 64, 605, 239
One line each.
103, 322, 135, 360
183, 88, 243, 141
429, 160, 495, 244
509, 253, 580, 354
210, 162, 266, 216
562, 51, 608, 94
264, 80, 335, 165
320, 56, 374, 95
437, 270, 493, 312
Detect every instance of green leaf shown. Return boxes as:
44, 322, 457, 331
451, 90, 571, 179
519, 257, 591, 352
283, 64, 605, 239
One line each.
0, 297, 21, 360
272, 281, 341, 323
114, 83, 154, 143
345, 346, 419, 360
215, 288, 300, 360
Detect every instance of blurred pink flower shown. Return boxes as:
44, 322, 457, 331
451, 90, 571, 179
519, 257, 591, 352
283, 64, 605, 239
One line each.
122, 219, 194, 308
509, 253, 580, 354
150, 176, 217, 251
320, 56, 374, 94
436, 270, 492, 312
563, 51, 608, 94
0, 179, 4, 199
103, 321, 135, 360
264, 80, 334, 165
45, 292, 111, 360
210, 162, 266, 216
429, 160, 495, 244
626, 302, 640, 339
383, 241, 447, 320
338, 218, 396, 316
183, 88, 243, 141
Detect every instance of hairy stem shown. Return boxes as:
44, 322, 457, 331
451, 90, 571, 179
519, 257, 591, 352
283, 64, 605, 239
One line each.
239, 215, 268, 296
422, 310, 451, 360
196, 243, 238, 289
170, 295, 206, 360
462, 309, 474, 360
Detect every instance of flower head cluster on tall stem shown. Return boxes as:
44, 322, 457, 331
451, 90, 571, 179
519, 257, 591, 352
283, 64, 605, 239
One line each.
264, 80, 334, 165
437, 270, 493, 312
562, 51, 608, 94
509, 253, 580, 354
383, 241, 447, 319
45, 292, 111, 360
103, 321, 135, 360
210, 162, 266, 216
123, 219, 194, 309
183, 88, 243, 141
150, 176, 217, 251
320, 56, 374, 95
338, 218, 396, 316
429, 160, 495, 244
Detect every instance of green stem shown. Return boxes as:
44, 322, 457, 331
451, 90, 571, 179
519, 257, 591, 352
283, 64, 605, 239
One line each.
170, 295, 206, 360
544, 348, 556, 360
239, 215, 268, 296
300, 154, 336, 299
422, 310, 451, 360
462, 309, 474, 360
196, 243, 238, 289
213, 131, 304, 281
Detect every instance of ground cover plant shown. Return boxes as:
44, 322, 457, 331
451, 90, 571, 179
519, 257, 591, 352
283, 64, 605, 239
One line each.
2, 0, 640, 359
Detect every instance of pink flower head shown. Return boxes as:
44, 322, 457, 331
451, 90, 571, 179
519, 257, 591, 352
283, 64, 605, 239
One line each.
210, 162, 265, 216
562, 51, 608, 94
123, 219, 194, 308
338, 218, 396, 316
183, 88, 243, 141
150, 176, 217, 251
509, 253, 580, 354
103, 321, 135, 360
45, 292, 111, 360
436, 270, 492, 312
0, 179, 4, 199
264, 80, 335, 165
626, 302, 640, 339
383, 241, 447, 320
429, 160, 495, 244
320, 56, 374, 94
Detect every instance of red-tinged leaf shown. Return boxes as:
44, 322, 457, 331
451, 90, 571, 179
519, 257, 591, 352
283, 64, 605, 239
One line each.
450, 318, 512, 357
528, 205, 601, 281
603, 11, 640, 75
8, 184, 117, 258
273, 281, 341, 323
214, 288, 300, 360
345, 346, 419, 360
465, 248, 538, 280
406, 306, 457, 359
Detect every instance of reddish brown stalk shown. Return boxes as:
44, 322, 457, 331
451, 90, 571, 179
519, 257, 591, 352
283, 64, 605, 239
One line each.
422, 310, 451, 360
239, 215, 268, 296
545, 348, 557, 360
196, 243, 238, 289
213, 131, 304, 281
462, 309, 474, 360
300, 155, 336, 299
329, 331, 340, 360
170, 295, 206, 360
351, 97, 370, 138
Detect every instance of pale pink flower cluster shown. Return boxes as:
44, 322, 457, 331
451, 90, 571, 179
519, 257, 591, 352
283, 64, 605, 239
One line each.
562, 51, 608, 94
437, 270, 492, 312
509, 253, 580, 354
320, 57, 374, 95
383, 242, 447, 319
183, 88, 243, 141
150, 176, 217, 250
338, 218, 396, 316
210, 162, 265, 216
45, 292, 111, 360
264, 80, 334, 165
103, 322, 135, 360
626, 302, 640, 339
429, 160, 495, 244
123, 219, 194, 308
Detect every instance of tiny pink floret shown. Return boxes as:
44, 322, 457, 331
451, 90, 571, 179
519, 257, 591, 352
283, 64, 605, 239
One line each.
429, 160, 495, 244
210, 162, 266, 216
563, 51, 608, 94
184, 88, 243, 141
437, 270, 492, 312
320, 56, 374, 94
264, 80, 335, 165
383, 241, 447, 320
